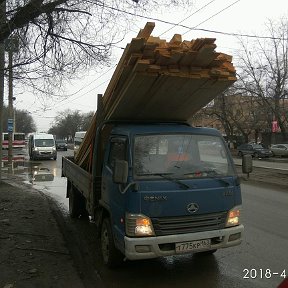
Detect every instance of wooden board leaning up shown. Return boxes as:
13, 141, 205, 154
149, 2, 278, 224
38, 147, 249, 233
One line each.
75, 22, 237, 172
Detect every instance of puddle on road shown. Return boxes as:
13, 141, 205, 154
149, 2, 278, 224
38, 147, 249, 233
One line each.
2, 157, 69, 211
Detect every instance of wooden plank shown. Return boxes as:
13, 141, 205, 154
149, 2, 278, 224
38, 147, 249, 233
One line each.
181, 40, 191, 50
191, 38, 216, 51
209, 68, 230, 77
137, 22, 155, 39
146, 64, 162, 73
75, 22, 237, 167
133, 59, 150, 73
147, 36, 161, 44
155, 54, 171, 66
126, 37, 146, 55
222, 61, 236, 73
168, 50, 183, 65
142, 42, 158, 58
105, 72, 158, 120
168, 65, 180, 73
217, 53, 233, 62
106, 72, 235, 121
190, 38, 204, 51
192, 44, 218, 67
169, 34, 182, 46
127, 53, 142, 66
102, 43, 131, 107
179, 51, 197, 66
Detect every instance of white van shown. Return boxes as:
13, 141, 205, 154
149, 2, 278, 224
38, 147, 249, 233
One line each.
28, 133, 57, 160
74, 131, 86, 156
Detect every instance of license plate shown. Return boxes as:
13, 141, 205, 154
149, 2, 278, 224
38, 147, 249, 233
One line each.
175, 239, 211, 253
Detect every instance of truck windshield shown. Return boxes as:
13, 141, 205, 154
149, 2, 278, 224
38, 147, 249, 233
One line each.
133, 134, 235, 179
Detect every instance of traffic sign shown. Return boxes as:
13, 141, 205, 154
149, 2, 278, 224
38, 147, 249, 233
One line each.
7, 118, 14, 132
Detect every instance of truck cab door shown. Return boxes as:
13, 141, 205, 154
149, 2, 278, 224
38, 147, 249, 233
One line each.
102, 137, 128, 246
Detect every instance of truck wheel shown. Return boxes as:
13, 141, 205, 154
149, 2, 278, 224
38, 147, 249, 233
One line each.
101, 218, 123, 268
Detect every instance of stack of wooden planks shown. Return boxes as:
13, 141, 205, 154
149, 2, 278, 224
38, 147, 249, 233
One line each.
75, 22, 237, 171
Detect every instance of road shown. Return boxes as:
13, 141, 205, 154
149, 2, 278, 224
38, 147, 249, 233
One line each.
3, 148, 288, 288
233, 157, 288, 171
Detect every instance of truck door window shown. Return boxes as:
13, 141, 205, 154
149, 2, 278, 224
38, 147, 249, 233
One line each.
108, 138, 127, 169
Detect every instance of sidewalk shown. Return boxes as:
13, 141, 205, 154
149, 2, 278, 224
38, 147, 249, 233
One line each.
0, 176, 85, 288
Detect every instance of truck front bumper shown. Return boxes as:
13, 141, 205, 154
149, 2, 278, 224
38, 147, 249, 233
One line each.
124, 224, 244, 260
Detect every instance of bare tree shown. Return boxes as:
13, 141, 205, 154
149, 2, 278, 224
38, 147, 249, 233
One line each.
82, 111, 94, 130
14, 108, 37, 133
193, 91, 264, 144
1, 0, 193, 100
236, 18, 288, 140
48, 109, 93, 139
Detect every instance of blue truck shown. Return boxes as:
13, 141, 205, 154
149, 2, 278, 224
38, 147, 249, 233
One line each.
62, 121, 244, 268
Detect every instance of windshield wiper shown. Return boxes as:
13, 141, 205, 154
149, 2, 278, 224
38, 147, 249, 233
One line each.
207, 174, 230, 186
139, 172, 190, 190
184, 170, 230, 186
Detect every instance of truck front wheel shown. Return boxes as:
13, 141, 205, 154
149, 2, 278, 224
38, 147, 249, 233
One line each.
101, 218, 123, 268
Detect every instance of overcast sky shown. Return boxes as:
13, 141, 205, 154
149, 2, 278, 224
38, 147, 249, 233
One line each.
10, 0, 288, 132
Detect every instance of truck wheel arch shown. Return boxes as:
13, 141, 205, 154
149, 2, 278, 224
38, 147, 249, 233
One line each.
100, 217, 123, 268
68, 183, 88, 219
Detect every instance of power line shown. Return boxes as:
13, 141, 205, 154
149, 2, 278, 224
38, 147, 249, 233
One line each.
54, 65, 115, 103
158, 0, 217, 37
102, 2, 288, 41
182, 0, 241, 36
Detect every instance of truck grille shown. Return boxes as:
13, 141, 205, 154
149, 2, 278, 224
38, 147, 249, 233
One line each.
151, 212, 227, 236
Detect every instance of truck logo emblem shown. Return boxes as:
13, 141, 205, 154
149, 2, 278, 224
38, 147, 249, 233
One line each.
144, 195, 167, 201
187, 203, 199, 213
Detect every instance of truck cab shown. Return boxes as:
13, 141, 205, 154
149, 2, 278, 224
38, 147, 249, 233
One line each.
63, 123, 243, 267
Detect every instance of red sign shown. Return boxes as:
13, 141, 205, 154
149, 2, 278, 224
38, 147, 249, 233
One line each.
272, 120, 279, 132
278, 278, 288, 288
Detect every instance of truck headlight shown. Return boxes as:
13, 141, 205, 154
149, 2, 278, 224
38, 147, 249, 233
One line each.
226, 206, 241, 227
33, 147, 39, 152
126, 213, 155, 237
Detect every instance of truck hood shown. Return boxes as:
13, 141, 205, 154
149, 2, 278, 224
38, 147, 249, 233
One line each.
130, 177, 240, 218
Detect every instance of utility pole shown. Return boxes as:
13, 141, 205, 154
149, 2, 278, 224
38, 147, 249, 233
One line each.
5, 38, 18, 173
8, 47, 13, 172
0, 0, 6, 182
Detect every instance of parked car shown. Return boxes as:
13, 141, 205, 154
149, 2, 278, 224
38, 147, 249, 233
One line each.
270, 144, 288, 157
55, 139, 68, 151
237, 143, 273, 158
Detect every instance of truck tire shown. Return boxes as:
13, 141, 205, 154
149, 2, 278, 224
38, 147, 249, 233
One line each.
101, 218, 123, 268
69, 185, 88, 219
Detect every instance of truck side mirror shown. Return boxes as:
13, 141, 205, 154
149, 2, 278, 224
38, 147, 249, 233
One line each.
113, 160, 128, 184
242, 154, 252, 178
